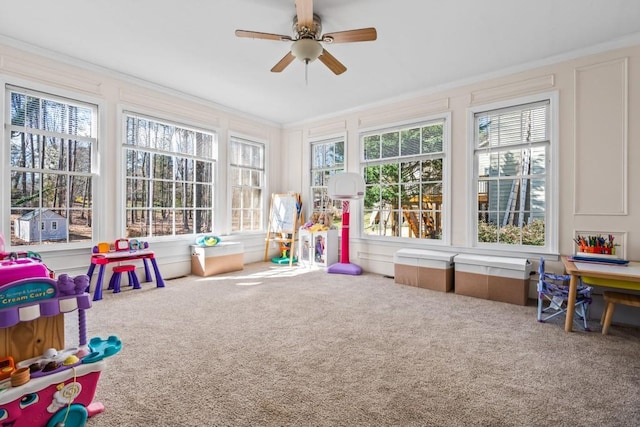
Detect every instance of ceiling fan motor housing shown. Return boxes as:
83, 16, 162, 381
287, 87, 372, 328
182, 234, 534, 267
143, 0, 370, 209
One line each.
293, 13, 323, 40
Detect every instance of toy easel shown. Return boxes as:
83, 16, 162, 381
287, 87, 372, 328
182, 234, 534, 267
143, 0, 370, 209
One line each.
264, 193, 303, 266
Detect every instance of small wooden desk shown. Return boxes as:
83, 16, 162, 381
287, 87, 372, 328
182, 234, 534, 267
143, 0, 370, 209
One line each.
87, 249, 165, 301
561, 256, 640, 332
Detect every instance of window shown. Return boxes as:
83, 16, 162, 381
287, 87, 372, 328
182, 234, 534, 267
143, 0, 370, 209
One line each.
6, 85, 97, 246
472, 98, 552, 249
51, 221, 58, 231
123, 112, 216, 238
310, 138, 345, 228
229, 136, 265, 232
361, 118, 447, 240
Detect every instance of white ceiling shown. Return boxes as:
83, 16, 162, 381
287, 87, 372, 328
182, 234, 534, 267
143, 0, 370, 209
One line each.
1, 0, 640, 125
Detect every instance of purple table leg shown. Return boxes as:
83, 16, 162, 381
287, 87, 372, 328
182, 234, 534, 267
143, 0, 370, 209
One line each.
150, 258, 165, 288
142, 259, 152, 282
78, 309, 87, 347
93, 265, 106, 301
87, 263, 96, 292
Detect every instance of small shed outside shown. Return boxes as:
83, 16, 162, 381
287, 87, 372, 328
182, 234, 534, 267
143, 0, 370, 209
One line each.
14, 209, 68, 242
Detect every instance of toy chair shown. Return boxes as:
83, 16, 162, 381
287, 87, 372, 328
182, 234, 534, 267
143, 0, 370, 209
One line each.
537, 257, 592, 330
107, 264, 141, 293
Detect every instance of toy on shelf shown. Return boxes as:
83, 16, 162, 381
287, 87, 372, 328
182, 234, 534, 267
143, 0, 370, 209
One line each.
574, 234, 619, 256
315, 235, 325, 263
271, 237, 298, 265
302, 211, 333, 233
195, 235, 220, 247
0, 247, 121, 427
92, 239, 149, 254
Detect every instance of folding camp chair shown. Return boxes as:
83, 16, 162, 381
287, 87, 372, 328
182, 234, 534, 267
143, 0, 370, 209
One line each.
537, 257, 592, 330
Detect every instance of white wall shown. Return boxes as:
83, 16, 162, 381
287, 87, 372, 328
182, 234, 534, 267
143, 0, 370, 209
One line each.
283, 44, 640, 302
0, 41, 285, 279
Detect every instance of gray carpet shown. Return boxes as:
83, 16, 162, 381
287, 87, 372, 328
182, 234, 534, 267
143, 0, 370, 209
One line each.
68, 262, 640, 426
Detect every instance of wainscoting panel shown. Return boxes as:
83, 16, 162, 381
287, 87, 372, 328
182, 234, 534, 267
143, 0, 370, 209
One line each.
1, 54, 103, 95
573, 58, 628, 215
307, 120, 347, 138
119, 88, 220, 127
358, 97, 449, 130
469, 74, 555, 105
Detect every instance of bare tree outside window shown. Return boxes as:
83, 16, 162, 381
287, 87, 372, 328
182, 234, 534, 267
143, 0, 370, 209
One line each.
7, 86, 96, 246
124, 113, 216, 238
229, 137, 265, 232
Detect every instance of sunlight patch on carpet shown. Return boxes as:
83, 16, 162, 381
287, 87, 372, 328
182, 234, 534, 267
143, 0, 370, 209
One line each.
195, 265, 319, 285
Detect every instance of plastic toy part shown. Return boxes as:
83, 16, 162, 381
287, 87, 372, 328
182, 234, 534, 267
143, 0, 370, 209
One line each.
195, 235, 220, 247
114, 239, 129, 252
45, 403, 88, 427
271, 256, 298, 265
0, 258, 50, 287
17, 347, 84, 379
84, 336, 122, 364
0, 356, 15, 380
10, 367, 30, 387
95, 242, 111, 253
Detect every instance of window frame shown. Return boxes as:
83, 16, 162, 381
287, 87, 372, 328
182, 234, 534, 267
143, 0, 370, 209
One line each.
358, 113, 451, 245
228, 134, 266, 234
120, 110, 218, 240
467, 91, 559, 255
309, 135, 346, 228
3, 83, 99, 250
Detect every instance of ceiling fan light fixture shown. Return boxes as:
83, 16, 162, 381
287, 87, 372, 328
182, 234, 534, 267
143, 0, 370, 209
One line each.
291, 38, 322, 63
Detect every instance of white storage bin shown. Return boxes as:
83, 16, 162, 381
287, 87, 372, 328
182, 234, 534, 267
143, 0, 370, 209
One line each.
394, 249, 457, 292
454, 254, 532, 305
191, 242, 244, 276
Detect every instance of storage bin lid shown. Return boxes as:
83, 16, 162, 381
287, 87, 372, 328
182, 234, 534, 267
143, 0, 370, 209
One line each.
394, 249, 457, 263
453, 254, 531, 272
191, 241, 244, 255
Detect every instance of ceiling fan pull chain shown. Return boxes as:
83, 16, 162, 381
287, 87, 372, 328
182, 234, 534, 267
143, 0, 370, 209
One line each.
305, 59, 309, 85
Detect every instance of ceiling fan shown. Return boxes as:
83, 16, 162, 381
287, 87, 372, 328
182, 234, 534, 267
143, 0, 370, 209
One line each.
235, 0, 377, 76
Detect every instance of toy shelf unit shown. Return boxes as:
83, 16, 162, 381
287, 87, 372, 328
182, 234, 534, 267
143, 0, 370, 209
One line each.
298, 228, 338, 268
0, 254, 121, 426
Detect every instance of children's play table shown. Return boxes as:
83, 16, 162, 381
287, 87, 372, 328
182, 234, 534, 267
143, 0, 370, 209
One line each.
87, 249, 165, 301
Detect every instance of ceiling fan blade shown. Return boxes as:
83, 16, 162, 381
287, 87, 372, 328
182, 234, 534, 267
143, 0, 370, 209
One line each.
322, 27, 377, 43
319, 49, 347, 75
235, 30, 292, 41
295, 0, 314, 28
271, 52, 295, 73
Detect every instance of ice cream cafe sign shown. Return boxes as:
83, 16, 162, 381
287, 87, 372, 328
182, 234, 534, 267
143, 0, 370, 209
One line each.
0, 281, 56, 308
